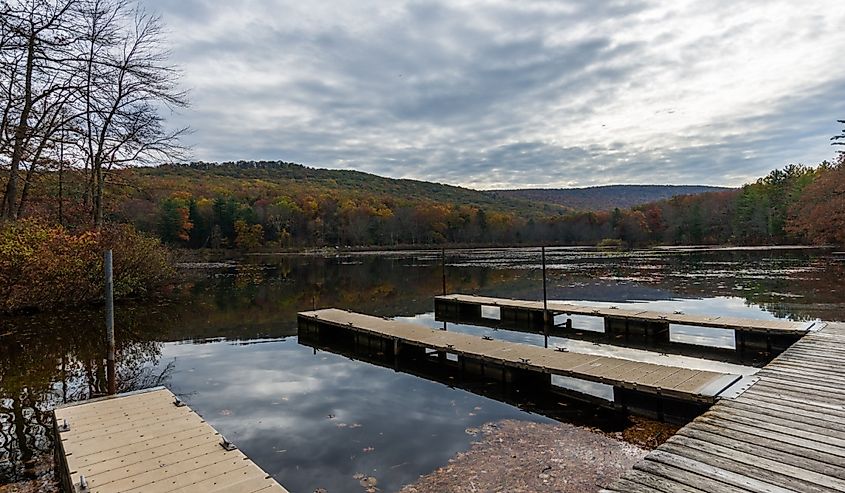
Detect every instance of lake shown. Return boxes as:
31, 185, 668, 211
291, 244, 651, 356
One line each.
1, 246, 843, 492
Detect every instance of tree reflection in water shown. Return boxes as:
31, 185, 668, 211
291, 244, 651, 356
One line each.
0, 314, 171, 484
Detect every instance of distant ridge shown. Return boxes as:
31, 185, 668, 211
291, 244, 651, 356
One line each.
491, 185, 733, 211
133, 160, 569, 217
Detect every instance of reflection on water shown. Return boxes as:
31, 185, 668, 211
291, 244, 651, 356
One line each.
1, 248, 844, 490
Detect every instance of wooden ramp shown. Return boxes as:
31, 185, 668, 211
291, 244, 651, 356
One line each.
604, 322, 845, 493
298, 309, 745, 404
53, 387, 288, 493
436, 294, 820, 335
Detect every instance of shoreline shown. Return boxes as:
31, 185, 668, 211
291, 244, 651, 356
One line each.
398, 419, 661, 493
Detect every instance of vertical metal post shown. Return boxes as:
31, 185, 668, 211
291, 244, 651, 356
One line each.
441, 248, 448, 331
542, 246, 549, 348
441, 248, 447, 295
105, 250, 116, 395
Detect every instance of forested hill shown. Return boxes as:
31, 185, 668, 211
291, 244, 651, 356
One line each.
138, 161, 565, 216
11, 156, 845, 248
494, 185, 732, 211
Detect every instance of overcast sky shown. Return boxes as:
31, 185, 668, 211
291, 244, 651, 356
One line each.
142, 0, 845, 189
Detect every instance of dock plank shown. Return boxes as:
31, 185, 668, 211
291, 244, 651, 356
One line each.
54, 387, 288, 493
608, 322, 845, 492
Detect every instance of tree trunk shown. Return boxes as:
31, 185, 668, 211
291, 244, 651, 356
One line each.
16, 163, 35, 218
58, 139, 64, 225
94, 163, 104, 228
1, 33, 36, 221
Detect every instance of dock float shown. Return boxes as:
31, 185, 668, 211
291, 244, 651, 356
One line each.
53, 387, 288, 493
435, 294, 822, 352
299, 309, 752, 420
604, 322, 845, 493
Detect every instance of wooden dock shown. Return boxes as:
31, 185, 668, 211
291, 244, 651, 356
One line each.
298, 309, 750, 409
53, 387, 288, 493
435, 294, 823, 352
604, 322, 845, 493
436, 294, 819, 334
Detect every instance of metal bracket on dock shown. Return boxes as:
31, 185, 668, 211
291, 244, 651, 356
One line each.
806, 321, 827, 332
716, 375, 760, 400
173, 397, 186, 407
220, 437, 238, 451
59, 419, 70, 432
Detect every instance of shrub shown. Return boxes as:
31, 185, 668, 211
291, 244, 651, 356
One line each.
0, 220, 174, 313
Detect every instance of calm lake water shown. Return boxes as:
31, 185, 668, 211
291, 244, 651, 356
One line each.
2, 247, 843, 492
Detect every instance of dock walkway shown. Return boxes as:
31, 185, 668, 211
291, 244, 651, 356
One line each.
53, 387, 288, 493
604, 322, 845, 493
298, 309, 747, 404
436, 294, 819, 334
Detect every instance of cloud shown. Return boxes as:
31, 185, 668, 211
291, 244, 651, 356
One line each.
142, 0, 845, 188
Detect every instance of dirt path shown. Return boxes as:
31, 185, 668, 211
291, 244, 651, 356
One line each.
398, 419, 651, 493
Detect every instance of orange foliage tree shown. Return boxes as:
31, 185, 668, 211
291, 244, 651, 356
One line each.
788, 159, 845, 245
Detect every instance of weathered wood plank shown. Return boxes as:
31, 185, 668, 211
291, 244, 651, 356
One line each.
609, 322, 845, 492
677, 426, 845, 479
664, 435, 845, 491
745, 382, 845, 407
726, 399, 845, 433
735, 394, 845, 422
644, 450, 794, 493
711, 406, 845, 440
694, 414, 845, 459
634, 457, 751, 493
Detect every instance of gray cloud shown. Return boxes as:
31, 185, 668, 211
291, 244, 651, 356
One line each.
143, 0, 845, 188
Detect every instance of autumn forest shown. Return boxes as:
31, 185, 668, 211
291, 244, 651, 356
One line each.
8, 150, 845, 251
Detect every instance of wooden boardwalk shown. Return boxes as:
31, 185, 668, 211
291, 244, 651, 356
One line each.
53, 387, 288, 493
436, 294, 820, 335
604, 322, 845, 493
298, 309, 747, 404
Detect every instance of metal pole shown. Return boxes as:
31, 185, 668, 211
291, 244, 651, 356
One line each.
105, 250, 116, 395
441, 248, 447, 331
542, 246, 549, 348
441, 248, 447, 296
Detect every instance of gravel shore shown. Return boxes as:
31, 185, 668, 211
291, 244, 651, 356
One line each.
398, 419, 653, 493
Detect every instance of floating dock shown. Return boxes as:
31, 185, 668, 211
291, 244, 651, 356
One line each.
299, 309, 753, 420
435, 294, 822, 352
604, 322, 845, 492
53, 387, 288, 493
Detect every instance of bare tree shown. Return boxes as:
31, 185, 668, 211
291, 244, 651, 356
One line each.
0, 0, 80, 220
0, 0, 188, 225
75, 0, 188, 227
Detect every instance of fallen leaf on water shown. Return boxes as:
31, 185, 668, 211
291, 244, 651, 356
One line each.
219, 409, 232, 416
360, 476, 378, 487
